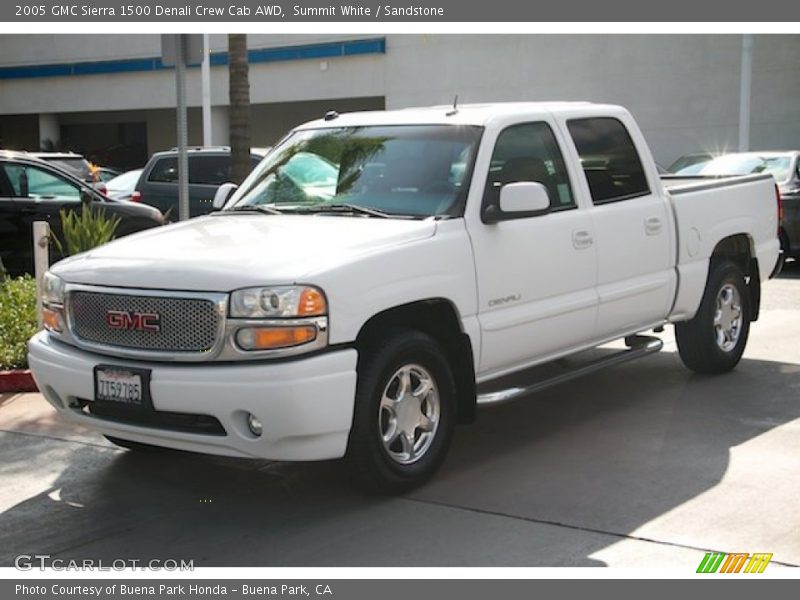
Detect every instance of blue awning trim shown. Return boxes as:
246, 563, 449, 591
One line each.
0, 38, 386, 80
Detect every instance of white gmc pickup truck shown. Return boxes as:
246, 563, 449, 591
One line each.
28, 103, 781, 492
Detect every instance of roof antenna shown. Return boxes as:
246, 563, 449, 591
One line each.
446, 95, 459, 117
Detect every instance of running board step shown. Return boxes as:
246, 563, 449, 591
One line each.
476, 335, 663, 406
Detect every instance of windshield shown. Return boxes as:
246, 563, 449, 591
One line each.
227, 125, 482, 218
676, 154, 793, 182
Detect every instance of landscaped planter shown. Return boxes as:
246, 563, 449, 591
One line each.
0, 369, 38, 393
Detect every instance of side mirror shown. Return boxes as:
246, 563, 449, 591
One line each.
499, 182, 550, 214
80, 188, 94, 205
484, 181, 550, 223
212, 182, 238, 210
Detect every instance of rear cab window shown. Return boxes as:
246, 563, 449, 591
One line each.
567, 117, 650, 204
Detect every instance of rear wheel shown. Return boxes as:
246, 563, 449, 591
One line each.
675, 260, 750, 374
346, 330, 456, 494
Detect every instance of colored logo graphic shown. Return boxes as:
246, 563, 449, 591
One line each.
697, 552, 773, 573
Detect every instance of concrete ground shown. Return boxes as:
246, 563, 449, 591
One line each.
1, 263, 799, 569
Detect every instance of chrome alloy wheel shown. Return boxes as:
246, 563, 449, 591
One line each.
378, 364, 440, 465
714, 283, 743, 352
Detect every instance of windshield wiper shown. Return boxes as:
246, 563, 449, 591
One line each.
224, 205, 283, 215
302, 203, 394, 218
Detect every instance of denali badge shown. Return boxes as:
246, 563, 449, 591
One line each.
488, 294, 521, 307
106, 310, 161, 332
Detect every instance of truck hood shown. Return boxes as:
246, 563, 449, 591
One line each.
52, 214, 437, 291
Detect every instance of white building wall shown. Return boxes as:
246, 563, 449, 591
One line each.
1, 34, 800, 165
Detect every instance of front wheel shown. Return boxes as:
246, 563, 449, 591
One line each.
675, 260, 751, 374
346, 330, 456, 494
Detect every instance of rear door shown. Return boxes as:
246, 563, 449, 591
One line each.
139, 155, 179, 218
564, 116, 674, 339
469, 120, 598, 376
187, 154, 233, 217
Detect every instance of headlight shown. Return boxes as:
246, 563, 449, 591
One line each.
42, 272, 65, 306
41, 272, 65, 333
230, 285, 327, 318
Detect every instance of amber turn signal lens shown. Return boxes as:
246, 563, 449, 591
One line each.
236, 326, 317, 351
42, 306, 63, 333
297, 288, 327, 316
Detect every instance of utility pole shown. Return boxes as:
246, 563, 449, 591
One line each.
738, 34, 753, 152
201, 33, 212, 146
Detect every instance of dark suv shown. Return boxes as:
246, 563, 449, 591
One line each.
0, 151, 164, 277
134, 147, 266, 219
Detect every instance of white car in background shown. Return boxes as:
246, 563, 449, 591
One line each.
104, 169, 143, 201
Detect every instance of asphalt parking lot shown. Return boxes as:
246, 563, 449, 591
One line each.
1, 263, 799, 569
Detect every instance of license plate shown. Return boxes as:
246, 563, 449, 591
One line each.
94, 365, 151, 407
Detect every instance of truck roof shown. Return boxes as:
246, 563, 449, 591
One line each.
296, 101, 628, 129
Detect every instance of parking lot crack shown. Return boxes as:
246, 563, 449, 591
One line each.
402, 496, 799, 567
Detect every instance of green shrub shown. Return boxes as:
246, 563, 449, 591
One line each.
53, 207, 121, 256
0, 276, 38, 370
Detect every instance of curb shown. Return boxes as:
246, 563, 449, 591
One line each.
0, 369, 38, 393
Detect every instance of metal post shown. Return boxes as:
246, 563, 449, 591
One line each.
201, 33, 212, 146
175, 34, 190, 222
33, 221, 50, 329
738, 34, 753, 152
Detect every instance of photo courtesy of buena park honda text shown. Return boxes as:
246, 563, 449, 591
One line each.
0, 0, 798, 597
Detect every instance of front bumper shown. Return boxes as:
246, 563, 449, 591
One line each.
28, 331, 358, 461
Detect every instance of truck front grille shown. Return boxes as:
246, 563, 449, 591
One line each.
68, 290, 221, 353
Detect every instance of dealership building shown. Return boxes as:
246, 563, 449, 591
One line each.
0, 34, 798, 169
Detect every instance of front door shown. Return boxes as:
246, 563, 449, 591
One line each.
469, 121, 598, 377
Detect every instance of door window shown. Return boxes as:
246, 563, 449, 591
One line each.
483, 122, 575, 213
147, 157, 178, 183
188, 155, 235, 185
1, 164, 81, 201
147, 155, 241, 186
567, 117, 650, 204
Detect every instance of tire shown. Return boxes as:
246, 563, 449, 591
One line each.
346, 330, 457, 494
675, 260, 750, 374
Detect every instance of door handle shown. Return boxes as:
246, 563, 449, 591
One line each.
572, 229, 594, 249
645, 216, 663, 235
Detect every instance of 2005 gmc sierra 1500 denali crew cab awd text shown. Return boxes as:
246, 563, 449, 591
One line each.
28, 103, 781, 492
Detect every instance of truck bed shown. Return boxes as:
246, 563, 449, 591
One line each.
662, 172, 779, 321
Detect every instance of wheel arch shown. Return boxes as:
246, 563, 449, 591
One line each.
710, 233, 760, 321
354, 298, 477, 424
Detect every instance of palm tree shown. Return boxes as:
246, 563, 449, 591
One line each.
228, 34, 251, 185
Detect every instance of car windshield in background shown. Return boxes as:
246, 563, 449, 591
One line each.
667, 153, 714, 173
676, 154, 793, 181
44, 158, 92, 181
227, 125, 482, 218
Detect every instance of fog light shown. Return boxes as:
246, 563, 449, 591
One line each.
247, 413, 263, 437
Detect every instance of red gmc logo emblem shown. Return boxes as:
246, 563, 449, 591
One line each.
106, 310, 161, 332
